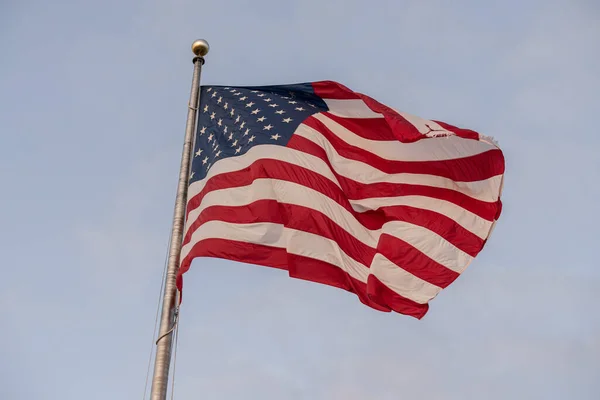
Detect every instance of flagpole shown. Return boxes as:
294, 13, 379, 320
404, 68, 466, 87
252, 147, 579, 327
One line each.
150, 39, 209, 400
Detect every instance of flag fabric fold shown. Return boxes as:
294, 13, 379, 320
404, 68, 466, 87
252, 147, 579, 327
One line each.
177, 80, 504, 319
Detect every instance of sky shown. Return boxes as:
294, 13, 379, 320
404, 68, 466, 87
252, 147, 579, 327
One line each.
1, 0, 599, 399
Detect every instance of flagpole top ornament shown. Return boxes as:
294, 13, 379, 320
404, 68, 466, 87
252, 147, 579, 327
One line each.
191, 39, 210, 57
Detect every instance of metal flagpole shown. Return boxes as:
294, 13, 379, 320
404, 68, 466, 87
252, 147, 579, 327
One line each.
150, 38, 210, 400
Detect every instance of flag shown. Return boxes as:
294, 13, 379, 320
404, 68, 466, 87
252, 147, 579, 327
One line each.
177, 80, 504, 319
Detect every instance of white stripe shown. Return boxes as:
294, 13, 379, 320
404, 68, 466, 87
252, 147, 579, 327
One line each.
182, 220, 441, 304
311, 113, 496, 161
188, 144, 340, 197
182, 178, 474, 273
187, 143, 501, 203
293, 124, 503, 202
183, 221, 366, 279
370, 253, 443, 303
323, 99, 383, 118
350, 196, 492, 239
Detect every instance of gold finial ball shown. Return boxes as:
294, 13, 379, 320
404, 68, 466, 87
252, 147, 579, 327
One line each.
191, 39, 210, 57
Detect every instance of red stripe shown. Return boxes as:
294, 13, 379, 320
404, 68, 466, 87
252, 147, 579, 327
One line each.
185, 200, 375, 265
377, 233, 461, 288
357, 94, 424, 142
302, 116, 505, 182
353, 184, 498, 223
288, 135, 501, 221
311, 81, 360, 100
322, 112, 397, 140
183, 158, 487, 255
323, 112, 484, 146
184, 200, 461, 288
177, 238, 428, 319
373, 205, 484, 257
366, 274, 428, 319
314, 86, 438, 143
433, 120, 480, 141
313, 82, 484, 143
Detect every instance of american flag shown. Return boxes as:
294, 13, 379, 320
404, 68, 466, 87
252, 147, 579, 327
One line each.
177, 80, 504, 319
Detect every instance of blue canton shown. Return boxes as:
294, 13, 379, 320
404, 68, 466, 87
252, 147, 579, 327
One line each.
189, 83, 329, 183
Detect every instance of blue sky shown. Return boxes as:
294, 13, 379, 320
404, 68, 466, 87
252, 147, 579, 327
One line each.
1, 0, 599, 399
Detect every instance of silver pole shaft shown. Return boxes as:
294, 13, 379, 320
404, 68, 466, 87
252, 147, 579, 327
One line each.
150, 39, 209, 400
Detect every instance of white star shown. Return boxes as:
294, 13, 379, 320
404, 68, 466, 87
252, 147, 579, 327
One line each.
275, 110, 285, 115
223, 102, 228, 109
215, 150, 222, 157
246, 101, 255, 108
217, 119, 222, 126
207, 133, 214, 142
271, 133, 281, 140
202, 156, 209, 165
257, 116, 266, 122
235, 116, 241, 123
223, 126, 228, 133
257, 93, 265, 97
190, 171, 195, 179
206, 163, 212, 170
217, 96, 222, 104
228, 132, 234, 141
240, 121, 246, 128
251, 108, 261, 115
200, 126, 207, 134
203, 105, 209, 112
251, 90, 259, 93
263, 124, 273, 131
195, 148, 203, 157
295, 107, 305, 111
244, 128, 250, 136
232, 139, 238, 147
248, 135, 256, 143
235, 146, 242, 154
239, 96, 247, 101
269, 103, 278, 108
230, 109, 235, 116
211, 92, 217, 98
282, 117, 293, 123
207, 88, 213, 92
264, 98, 272, 102
288, 100, 297, 104
210, 112, 216, 120
309, 103, 317, 108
